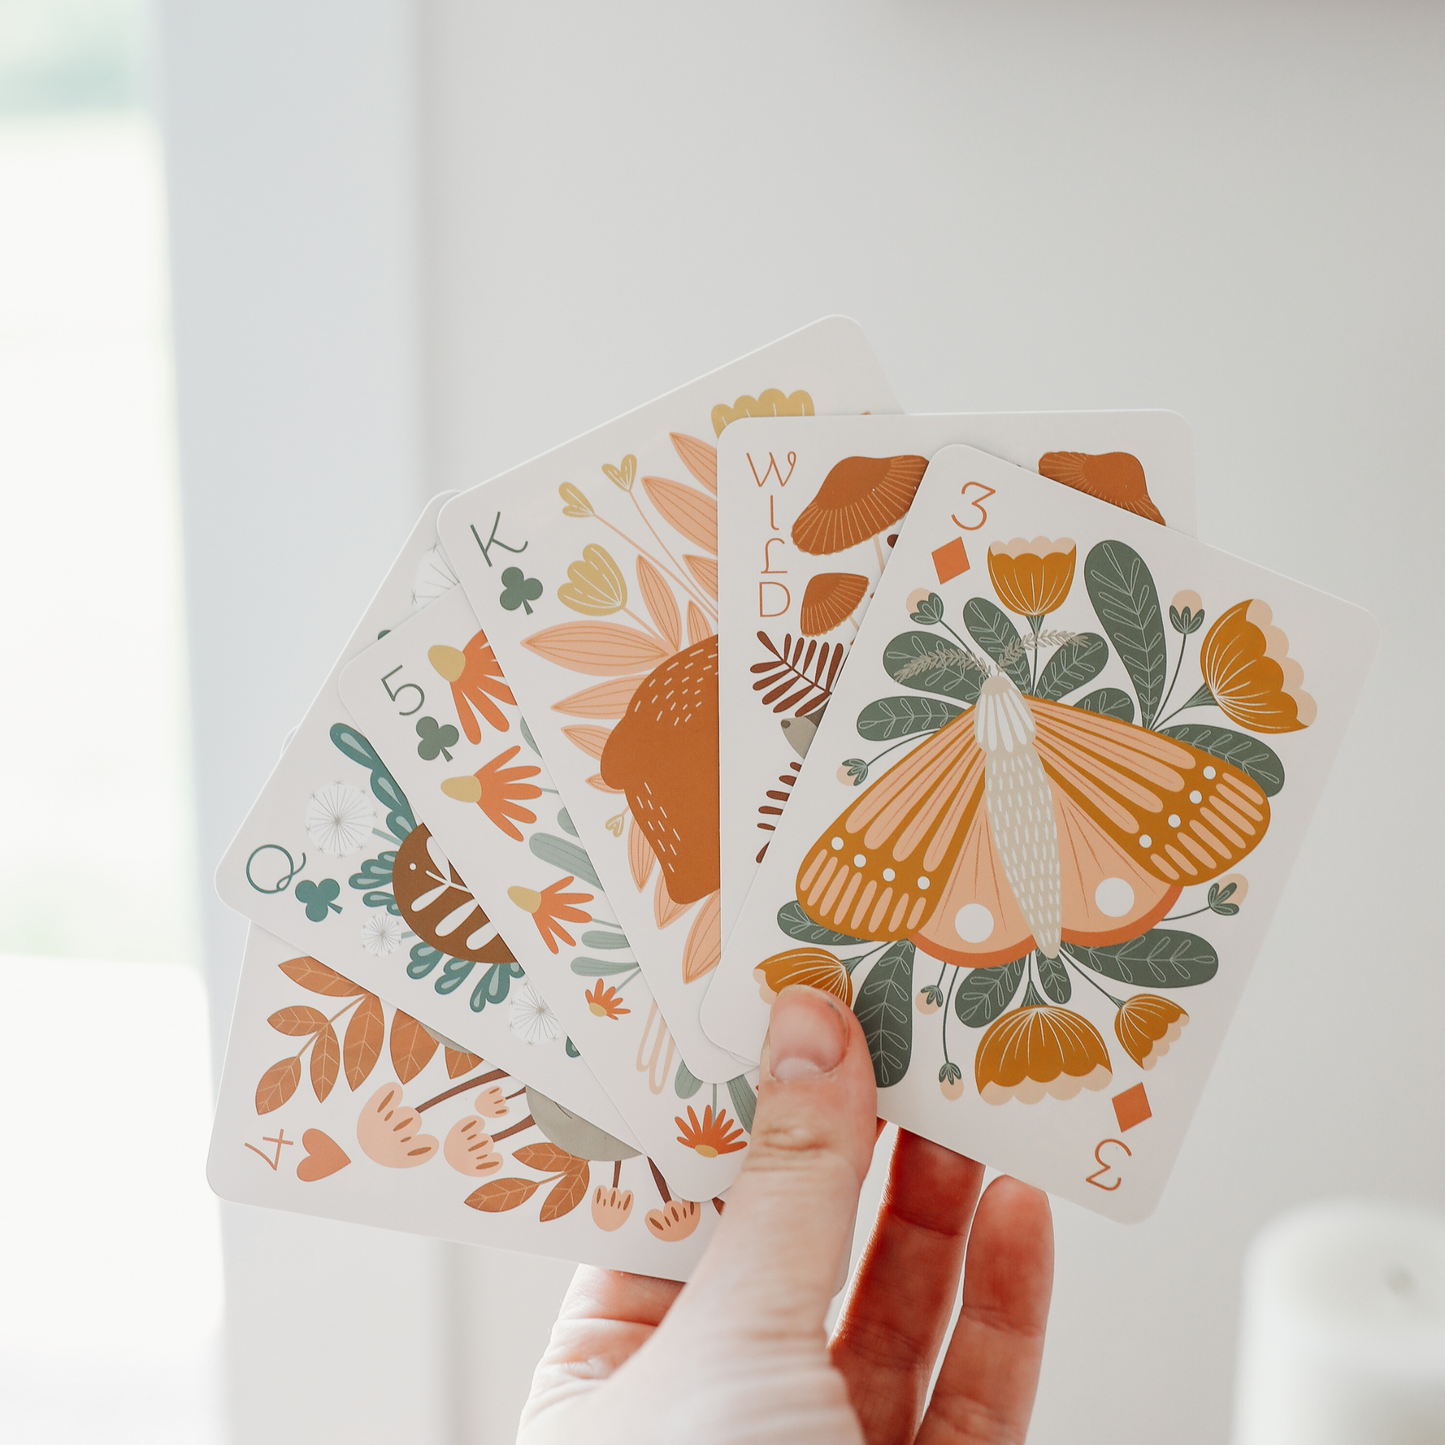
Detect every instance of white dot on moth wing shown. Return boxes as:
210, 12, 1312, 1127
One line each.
882, 868, 895, 882
853, 854, 866, 868
1139, 834, 1152, 848
831, 838, 843, 850
1204, 765, 1216, 779
1189, 790, 1202, 804
918, 877, 930, 890
1168, 814, 1181, 828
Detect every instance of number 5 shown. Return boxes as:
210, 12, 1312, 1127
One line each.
382, 665, 424, 716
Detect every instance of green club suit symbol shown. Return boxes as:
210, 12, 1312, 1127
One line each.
295, 877, 341, 921
415, 715, 460, 762
500, 566, 544, 615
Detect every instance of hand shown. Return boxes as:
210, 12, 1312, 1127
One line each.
518, 986, 1054, 1445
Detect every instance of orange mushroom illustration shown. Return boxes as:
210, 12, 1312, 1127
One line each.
791, 454, 928, 566
1037, 452, 1164, 525
799, 571, 869, 637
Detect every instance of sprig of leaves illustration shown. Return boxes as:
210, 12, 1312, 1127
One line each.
751, 631, 845, 716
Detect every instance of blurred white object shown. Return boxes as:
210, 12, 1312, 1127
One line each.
1233, 1201, 1445, 1445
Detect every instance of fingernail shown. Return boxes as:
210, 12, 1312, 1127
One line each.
767, 986, 848, 1081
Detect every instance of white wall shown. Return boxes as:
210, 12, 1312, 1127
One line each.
414, 3, 1444, 1441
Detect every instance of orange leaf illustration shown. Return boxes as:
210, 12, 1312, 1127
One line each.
344, 994, 385, 1090
389, 1010, 439, 1084
465, 1176, 541, 1213
310, 1022, 340, 1102
587, 774, 625, 793
523, 622, 671, 677
553, 676, 644, 719
628, 815, 655, 891
445, 1046, 483, 1078
513, 1142, 585, 1173
687, 601, 712, 646
562, 723, 613, 761
642, 476, 717, 554
279, 956, 362, 998
256, 1056, 301, 1115
268, 1005, 328, 1037
540, 1165, 591, 1222
635, 555, 681, 651
681, 890, 721, 984
684, 554, 718, 600
670, 432, 717, 493
654, 870, 689, 929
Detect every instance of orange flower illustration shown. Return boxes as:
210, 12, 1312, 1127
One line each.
507, 878, 593, 954
987, 537, 1077, 620
428, 631, 516, 743
974, 993, 1112, 1104
441, 745, 542, 841
753, 947, 853, 1007
1115, 994, 1189, 1069
675, 1104, 747, 1158
1199, 600, 1316, 733
591, 1185, 634, 1231
585, 980, 630, 1019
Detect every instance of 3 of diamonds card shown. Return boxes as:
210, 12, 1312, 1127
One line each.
707, 445, 1375, 1220
710, 410, 1197, 951
438, 317, 899, 1081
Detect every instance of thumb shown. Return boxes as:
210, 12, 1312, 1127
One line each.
678, 985, 878, 1335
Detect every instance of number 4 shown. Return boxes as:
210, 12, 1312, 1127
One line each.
382, 665, 424, 716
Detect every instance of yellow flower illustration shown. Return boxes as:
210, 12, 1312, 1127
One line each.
559, 482, 594, 517
752, 947, 853, 1007
974, 997, 1112, 1104
559, 544, 627, 616
987, 537, 1077, 620
1114, 994, 1188, 1070
1199, 599, 1316, 733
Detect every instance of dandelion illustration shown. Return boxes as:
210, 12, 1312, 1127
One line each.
509, 981, 562, 1045
305, 783, 374, 856
411, 545, 459, 610
360, 913, 405, 956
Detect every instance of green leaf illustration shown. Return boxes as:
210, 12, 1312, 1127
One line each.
963, 598, 1031, 693
1083, 541, 1167, 728
529, 833, 602, 889
330, 723, 416, 839
1067, 930, 1218, 988
470, 961, 523, 1012
954, 959, 1026, 1027
727, 1074, 758, 1135
777, 900, 866, 947
349, 852, 399, 913
557, 807, 577, 836
856, 694, 963, 742
855, 941, 914, 1088
1208, 880, 1241, 916
1158, 723, 1286, 797
883, 631, 981, 704
519, 716, 541, 756
674, 1059, 703, 1099
1073, 687, 1136, 723
1036, 952, 1071, 1004
435, 955, 476, 995
407, 942, 441, 979
569, 956, 636, 976
580, 928, 630, 950
1035, 633, 1109, 702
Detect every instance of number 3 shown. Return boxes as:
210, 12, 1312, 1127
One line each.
382, 665, 424, 716
1086, 1138, 1131, 1191
951, 482, 995, 530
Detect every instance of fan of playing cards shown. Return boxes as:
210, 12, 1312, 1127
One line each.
209, 317, 1377, 1278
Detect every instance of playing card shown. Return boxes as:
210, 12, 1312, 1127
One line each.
208, 925, 718, 1279
214, 495, 628, 1132
339, 584, 754, 1201
706, 445, 1376, 1220
437, 317, 899, 1081
713, 411, 1197, 947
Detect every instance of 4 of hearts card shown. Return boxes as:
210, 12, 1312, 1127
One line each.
208, 926, 718, 1280
213, 494, 631, 1137
710, 411, 1198, 950
707, 445, 1376, 1220
339, 584, 754, 1203
437, 317, 899, 1082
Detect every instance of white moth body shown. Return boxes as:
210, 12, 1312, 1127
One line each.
974, 674, 1063, 959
